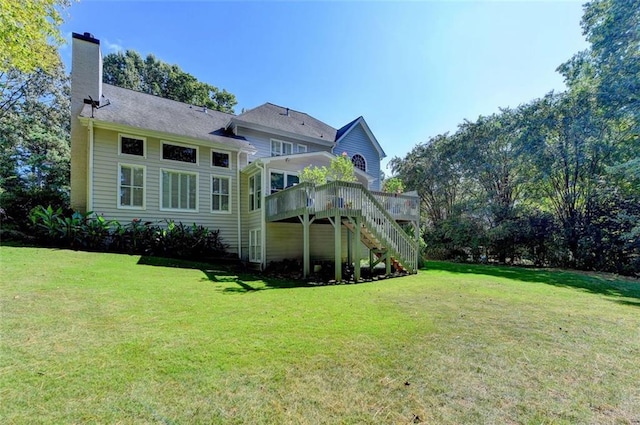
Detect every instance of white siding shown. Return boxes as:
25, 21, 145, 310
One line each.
240, 170, 263, 262
236, 128, 332, 164
91, 127, 240, 253
265, 222, 348, 263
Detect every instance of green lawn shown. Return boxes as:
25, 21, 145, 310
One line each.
1, 246, 639, 424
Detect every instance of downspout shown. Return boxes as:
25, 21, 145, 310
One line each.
87, 119, 94, 212
236, 151, 242, 261
256, 161, 266, 270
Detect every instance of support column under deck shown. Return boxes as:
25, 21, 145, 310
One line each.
302, 212, 310, 279
334, 214, 342, 281
354, 216, 361, 281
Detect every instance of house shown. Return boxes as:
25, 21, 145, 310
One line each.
70, 32, 420, 280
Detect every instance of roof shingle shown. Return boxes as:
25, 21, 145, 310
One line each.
235, 103, 337, 142
79, 84, 255, 152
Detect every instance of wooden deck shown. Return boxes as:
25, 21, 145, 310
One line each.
266, 182, 420, 223
265, 182, 420, 280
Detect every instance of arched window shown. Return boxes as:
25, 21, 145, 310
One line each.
351, 154, 366, 172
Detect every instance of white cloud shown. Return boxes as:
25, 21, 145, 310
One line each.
104, 39, 124, 53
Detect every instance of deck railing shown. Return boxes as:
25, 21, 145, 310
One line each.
265, 182, 315, 222
266, 182, 420, 222
371, 191, 420, 222
265, 181, 419, 273
359, 187, 419, 272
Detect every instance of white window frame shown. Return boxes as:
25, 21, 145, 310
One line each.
269, 169, 299, 194
351, 153, 367, 173
297, 144, 307, 153
211, 149, 231, 170
249, 173, 262, 211
211, 174, 231, 214
117, 163, 146, 210
118, 134, 146, 158
249, 228, 262, 263
161, 141, 199, 165
271, 139, 293, 157
160, 168, 199, 212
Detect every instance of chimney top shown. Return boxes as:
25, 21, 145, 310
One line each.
72, 32, 100, 45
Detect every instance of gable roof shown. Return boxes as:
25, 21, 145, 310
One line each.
79, 84, 255, 152
230, 103, 337, 145
243, 151, 375, 183
335, 116, 386, 159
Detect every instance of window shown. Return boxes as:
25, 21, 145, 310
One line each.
211, 176, 231, 213
212, 150, 230, 168
297, 144, 307, 153
162, 142, 197, 164
249, 173, 262, 211
249, 229, 262, 263
271, 139, 293, 157
270, 171, 299, 194
352, 154, 367, 172
118, 164, 145, 208
119, 135, 145, 157
161, 170, 198, 211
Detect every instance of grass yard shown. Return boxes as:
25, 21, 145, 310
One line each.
1, 246, 639, 424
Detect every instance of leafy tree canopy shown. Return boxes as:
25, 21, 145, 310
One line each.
0, 0, 71, 73
560, 0, 640, 122
103, 50, 237, 113
382, 177, 404, 194
300, 153, 357, 185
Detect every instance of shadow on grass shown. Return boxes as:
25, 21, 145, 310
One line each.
425, 261, 640, 302
137, 256, 312, 293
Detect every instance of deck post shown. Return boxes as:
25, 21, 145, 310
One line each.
386, 250, 391, 275
346, 224, 352, 268
369, 249, 374, 274
302, 212, 310, 279
354, 216, 361, 282
334, 213, 342, 281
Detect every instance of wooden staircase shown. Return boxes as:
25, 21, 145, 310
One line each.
265, 181, 419, 279
342, 219, 408, 274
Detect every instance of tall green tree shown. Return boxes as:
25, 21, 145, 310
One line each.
103, 50, 238, 113
522, 87, 633, 266
0, 59, 70, 225
0, 0, 71, 74
579, 0, 640, 121
455, 109, 532, 262
456, 109, 527, 223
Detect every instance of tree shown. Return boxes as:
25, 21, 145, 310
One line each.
580, 0, 640, 121
0, 59, 70, 227
299, 153, 357, 185
521, 87, 633, 267
103, 50, 238, 113
382, 177, 404, 193
390, 134, 468, 227
455, 109, 526, 224
0, 0, 71, 74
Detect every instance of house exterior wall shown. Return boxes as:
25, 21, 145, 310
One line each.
236, 127, 332, 163
90, 127, 240, 253
335, 123, 381, 190
265, 222, 348, 263
240, 168, 264, 263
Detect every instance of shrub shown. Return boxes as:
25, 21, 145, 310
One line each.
28, 206, 229, 260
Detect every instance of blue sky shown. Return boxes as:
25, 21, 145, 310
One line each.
60, 1, 589, 174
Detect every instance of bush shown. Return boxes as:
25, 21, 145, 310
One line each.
0, 188, 70, 231
28, 205, 229, 260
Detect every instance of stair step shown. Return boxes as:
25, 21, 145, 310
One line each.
339, 210, 413, 274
